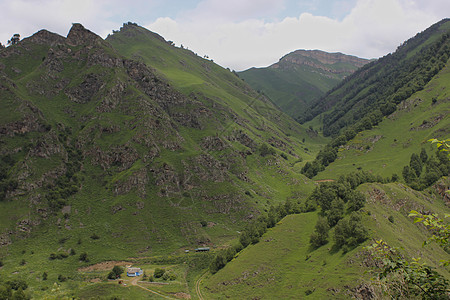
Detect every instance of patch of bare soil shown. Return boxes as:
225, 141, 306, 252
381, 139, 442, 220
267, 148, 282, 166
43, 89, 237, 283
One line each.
78, 261, 132, 272
173, 292, 191, 299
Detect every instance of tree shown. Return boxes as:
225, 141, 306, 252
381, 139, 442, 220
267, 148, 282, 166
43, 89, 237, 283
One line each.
366, 138, 450, 298
7, 34, 20, 46
108, 266, 124, 279
154, 268, 165, 278
347, 190, 366, 212
309, 217, 330, 248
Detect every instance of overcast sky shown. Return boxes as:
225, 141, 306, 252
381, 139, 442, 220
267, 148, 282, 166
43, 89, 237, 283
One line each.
0, 0, 448, 70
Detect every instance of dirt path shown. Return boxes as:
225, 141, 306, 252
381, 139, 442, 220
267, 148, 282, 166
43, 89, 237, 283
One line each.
130, 276, 175, 299
195, 272, 207, 300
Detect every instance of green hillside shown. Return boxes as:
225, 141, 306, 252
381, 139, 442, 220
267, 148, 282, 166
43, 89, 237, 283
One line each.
315, 60, 450, 180
0, 20, 449, 299
238, 50, 369, 117
0, 23, 327, 298
300, 19, 450, 179
300, 19, 450, 137
202, 179, 449, 299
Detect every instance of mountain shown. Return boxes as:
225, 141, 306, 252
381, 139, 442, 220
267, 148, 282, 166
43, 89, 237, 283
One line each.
238, 50, 370, 117
300, 19, 450, 179
0, 20, 448, 299
0, 23, 326, 297
300, 19, 450, 137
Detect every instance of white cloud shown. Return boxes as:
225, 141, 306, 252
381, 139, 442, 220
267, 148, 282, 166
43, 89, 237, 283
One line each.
0, 0, 447, 71
147, 0, 448, 70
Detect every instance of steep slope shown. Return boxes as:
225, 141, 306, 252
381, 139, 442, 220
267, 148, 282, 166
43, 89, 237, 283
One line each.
300, 19, 450, 137
202, 179, 449, 299
316, 61, 450, 180
238, 50, 369, 117
0, 23, 326, 296
300, 19, 450, 179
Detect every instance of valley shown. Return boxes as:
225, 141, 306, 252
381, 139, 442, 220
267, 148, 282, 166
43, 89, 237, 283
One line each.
0, 18, 449, 299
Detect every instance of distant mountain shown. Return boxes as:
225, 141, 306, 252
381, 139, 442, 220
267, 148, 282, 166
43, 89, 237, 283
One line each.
238, 50, 370, 117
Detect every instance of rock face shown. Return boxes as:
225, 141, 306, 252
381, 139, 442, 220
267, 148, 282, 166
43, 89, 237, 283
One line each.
271, 49, 370, 76
0, 22, 307, 252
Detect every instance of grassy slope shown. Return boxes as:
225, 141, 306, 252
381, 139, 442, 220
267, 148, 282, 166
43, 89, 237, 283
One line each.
238, 53, 367, 118
0, 25, 328, 298
202, 180, 450, 299
238, 65, 337, 117
315, 61, 450, 180
106, 25, 328, 154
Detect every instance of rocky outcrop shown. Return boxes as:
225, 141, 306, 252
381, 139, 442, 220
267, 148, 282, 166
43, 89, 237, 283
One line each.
66, 23, 104, 47
272, 49, 369, 75
113, 168, 148, 198
65, 73, 105, 103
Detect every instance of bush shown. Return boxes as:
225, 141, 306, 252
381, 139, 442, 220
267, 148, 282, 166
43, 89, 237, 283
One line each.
162, 272, 170, 281
153, 268, 165, 278
57, 275, 66, 282
90, 233, 100, 240
309, 217, 330, 248
388, 215, 395, 223
79, 252, 88, 262
42, 272, 47, 281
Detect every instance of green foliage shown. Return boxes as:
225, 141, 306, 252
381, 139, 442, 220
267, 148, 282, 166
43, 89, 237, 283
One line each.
409, 211, 449, 263
108, 266, 124, 279
366, 240, 449, 299
309, 217, 330, 248
333, 212, 368, 251
258, 143, 276, 157
153, 268, 165, 278
79, 252, 88, 262
402, 149, 450, 190
300, 24, 450, 179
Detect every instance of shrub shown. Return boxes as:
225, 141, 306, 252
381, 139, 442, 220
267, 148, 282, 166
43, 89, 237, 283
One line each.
200, 220, 207, 227
162, 272, 170, 281
169, 274, 177, 281
79, 252, 88, 262
57, 274, 66, 282
310, 217, 330, 248
42, 272, 47, 281
388, 215, 395, 223
153, 268, 165, 278
90, 233, 100, 240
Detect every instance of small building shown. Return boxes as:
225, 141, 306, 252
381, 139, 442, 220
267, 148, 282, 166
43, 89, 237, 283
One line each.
195, 247, 210, 252
127, 267, 143, 277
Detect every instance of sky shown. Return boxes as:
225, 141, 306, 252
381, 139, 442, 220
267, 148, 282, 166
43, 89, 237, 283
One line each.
0, 0, 449, 70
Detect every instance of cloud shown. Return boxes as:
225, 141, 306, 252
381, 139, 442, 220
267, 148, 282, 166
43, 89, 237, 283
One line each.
0, 0, 122, 43
147, 0, 448, 70
0, 0, 447, 71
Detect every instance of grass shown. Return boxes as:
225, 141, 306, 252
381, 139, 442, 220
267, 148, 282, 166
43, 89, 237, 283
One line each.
202, 213, 364, 299
315, 61, 450, 180
202, 179, 450, 299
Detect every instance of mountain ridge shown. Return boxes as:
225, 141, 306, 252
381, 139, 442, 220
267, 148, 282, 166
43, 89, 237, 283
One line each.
238, 49, 370, 117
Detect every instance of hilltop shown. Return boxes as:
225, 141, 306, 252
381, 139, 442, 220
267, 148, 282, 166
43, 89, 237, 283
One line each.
0, 20, 448, 299
0, 23, 326, 298
238, 50, 369, 117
